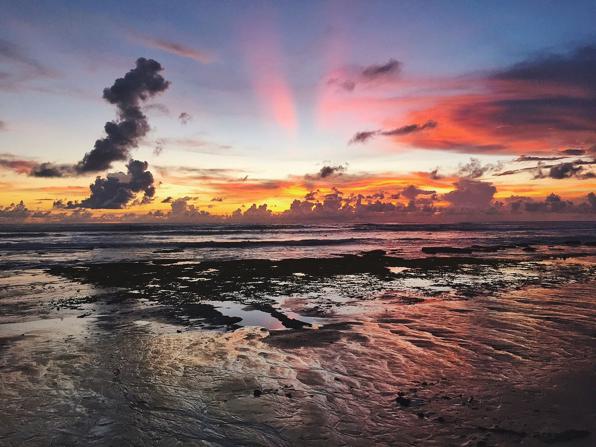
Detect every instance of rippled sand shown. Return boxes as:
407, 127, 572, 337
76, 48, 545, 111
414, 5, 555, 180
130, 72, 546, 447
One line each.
1, 262, 594, 446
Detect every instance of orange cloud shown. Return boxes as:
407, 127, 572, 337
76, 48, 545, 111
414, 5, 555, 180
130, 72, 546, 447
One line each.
349, 45, 596, 156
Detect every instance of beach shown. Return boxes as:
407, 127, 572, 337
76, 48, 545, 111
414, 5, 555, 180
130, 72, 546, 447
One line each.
1, 222, 595, 446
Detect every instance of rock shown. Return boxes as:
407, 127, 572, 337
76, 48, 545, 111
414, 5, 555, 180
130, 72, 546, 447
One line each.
396, 395, 411, 407
536, 429, 590, 443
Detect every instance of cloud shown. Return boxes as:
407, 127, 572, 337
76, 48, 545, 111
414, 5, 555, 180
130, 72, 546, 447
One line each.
76, 58, 170, 174
133, 34, 213, 63
178, 112, 192, 125
232, 203, 272, 222
30, 162, 76, 177
510, 193, 576, 213
143, 103, 170, 115
350, 120, 437, 144
491, 45, 596, 94
0, 38, 58, 90
588, 192, 596, 210
536, 161, 595, 180
514, 155, 566, 162
443, 179, 496, 209
498, 157, 595, 179
0, 120, 5, 131
561, 148, 586, 156
361, 59, 401, 79
309, 165, 347, 179
13, 58, 170, 178
0, 154, 39, 174
367, 44, 596, 155
400, 185, 436, 201
328, 58, 402, 92
456, 158, 502, 179
0, 201, 30, 222
68, 159, 155, 209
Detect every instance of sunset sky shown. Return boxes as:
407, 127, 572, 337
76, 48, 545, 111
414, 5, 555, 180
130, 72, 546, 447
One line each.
1, 0, 595, 223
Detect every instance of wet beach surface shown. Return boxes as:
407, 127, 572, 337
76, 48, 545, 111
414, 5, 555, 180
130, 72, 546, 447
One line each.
1, 223, 595, 446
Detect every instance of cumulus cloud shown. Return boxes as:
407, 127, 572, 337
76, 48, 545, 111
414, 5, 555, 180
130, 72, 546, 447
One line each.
232, 203, 272, 222
67, 159, 155, 209
75, 58, 169, 174
443, 179, 496, 209
350, 120, 437, 144
0, 201, 30, 221
7, 58, 170, 179
508, 193, 591, 213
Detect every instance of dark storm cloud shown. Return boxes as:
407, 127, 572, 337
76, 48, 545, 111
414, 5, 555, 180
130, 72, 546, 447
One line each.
70, 160, 156, 209
349, 120, 437, 144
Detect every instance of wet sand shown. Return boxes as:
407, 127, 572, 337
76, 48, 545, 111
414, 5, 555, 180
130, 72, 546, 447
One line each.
1, 247, 595, 446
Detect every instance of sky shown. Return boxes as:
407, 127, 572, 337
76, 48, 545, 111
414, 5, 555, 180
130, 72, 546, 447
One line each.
1, 0, 595, 223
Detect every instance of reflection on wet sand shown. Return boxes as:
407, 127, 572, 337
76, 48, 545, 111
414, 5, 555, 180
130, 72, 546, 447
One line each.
1, 225, 595, 446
